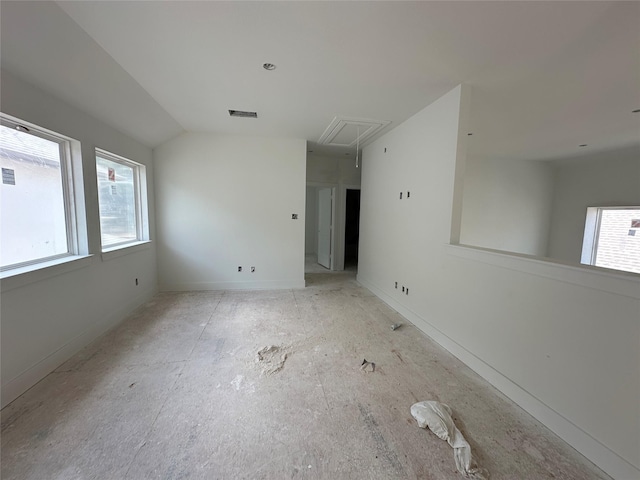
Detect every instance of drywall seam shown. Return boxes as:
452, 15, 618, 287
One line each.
1, 285, 157, 408
357, 273, 640, 480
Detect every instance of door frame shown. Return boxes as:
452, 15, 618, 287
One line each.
335, 184, 361, 271
342, 186, 362, 269
307, 182, 338, 270
306, 182, 361, 271
316, 186, 335, 270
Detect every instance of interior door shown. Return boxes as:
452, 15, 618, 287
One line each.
317, 187, 333, 269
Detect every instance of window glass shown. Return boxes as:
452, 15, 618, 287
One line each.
95, 150, 147, 250
582, 207, 640, 274
0, 122, 69, 268
593, 208, 640, 274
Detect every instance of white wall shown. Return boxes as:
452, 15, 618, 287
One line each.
547, 155, 640, 264
357, 84, 640, 479
306, 153, 361, 186
306, 153, 362, 269
154, 133, 306, 290
0, 70, 158, 408
460, 157, 554, 257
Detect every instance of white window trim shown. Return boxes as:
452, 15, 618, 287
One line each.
95, 148, 150, 252
0, 113, 87, 273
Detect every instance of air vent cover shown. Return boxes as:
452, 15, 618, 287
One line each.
229, 110, 258, 118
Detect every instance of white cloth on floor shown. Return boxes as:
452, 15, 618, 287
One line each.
411, 401, 488, 479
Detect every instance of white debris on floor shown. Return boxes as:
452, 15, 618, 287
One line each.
411, 401, 488, 479
255, 345, 290, 376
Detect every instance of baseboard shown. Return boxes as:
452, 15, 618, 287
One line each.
357, 274, 640, 480
159, 279, 306, 291
1, 286, 157, 409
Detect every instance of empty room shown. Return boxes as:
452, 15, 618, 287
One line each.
1, 1, 639, 479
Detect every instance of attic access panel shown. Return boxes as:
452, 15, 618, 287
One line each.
318, 116, 390, 148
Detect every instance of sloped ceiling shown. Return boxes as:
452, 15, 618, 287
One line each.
1, 1, 638, 162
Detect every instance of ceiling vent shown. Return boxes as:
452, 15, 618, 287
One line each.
318, 116, 391, 147
229, 110, 258, 118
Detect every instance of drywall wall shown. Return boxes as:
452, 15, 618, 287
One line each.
460, 157, 554, 257
306, 153, 361, 186
154, 133, 306, 290
357, 84, 640, 479
0, 70, 158, 407
306, 153, 362, 270
547, 154, 640, 264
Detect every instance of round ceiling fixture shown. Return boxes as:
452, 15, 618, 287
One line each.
263, 63, 276, 71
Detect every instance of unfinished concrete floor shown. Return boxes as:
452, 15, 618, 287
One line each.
1, 271, 611, 480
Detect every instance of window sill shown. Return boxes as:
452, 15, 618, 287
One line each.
101, 240, 152, 261
0, 254, 94, 293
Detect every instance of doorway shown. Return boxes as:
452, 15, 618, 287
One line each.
344, 189, 360, 270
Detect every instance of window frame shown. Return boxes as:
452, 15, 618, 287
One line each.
95, 148, 149, 252
581, 206, 640, 274
0, 113, 84, 272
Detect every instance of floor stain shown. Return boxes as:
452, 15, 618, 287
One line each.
357, 403, 406, 477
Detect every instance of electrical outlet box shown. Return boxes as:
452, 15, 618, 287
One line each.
251, 266, 255, 273
238, 266, 242, 272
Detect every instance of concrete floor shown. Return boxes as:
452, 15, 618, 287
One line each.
1, 271, 610, 479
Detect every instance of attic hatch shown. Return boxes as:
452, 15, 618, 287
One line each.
318, 116, 391, 147
229, 110, 258, 118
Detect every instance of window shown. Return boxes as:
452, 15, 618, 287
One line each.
95, 149, 148, 250
0, 114, 83, 271
581, 207, 640, 274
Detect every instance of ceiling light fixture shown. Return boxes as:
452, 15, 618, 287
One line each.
263, 63, 276, 71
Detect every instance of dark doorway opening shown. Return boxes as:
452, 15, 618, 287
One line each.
344, 189, 361, 270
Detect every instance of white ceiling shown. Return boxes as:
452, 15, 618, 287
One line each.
1, 1, 639, 162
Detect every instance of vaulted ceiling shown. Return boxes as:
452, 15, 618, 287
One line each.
2, 1, 639, 162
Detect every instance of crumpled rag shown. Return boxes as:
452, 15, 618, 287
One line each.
411, 400, 488, 479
